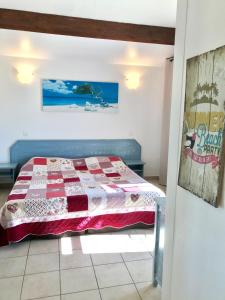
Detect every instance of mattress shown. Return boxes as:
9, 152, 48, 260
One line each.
0, 156, 164, 246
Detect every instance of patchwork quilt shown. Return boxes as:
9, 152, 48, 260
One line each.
0, 156, 163, 231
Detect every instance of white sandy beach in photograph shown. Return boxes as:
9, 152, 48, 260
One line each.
42, 103, 118, 113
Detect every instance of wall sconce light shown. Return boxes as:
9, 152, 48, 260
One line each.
126, 72, 140, 90
16, 64, 34, 84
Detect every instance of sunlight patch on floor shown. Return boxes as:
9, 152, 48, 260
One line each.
60, 231, 155, 255
60, 237, 73, 255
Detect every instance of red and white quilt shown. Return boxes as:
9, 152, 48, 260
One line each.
0, 156, 164, 245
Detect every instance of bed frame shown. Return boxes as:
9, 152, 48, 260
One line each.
10, 139, 142, 168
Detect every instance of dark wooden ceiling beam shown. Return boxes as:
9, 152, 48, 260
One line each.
0, 9, 175, 45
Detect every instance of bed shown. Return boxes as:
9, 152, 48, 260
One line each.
0, 139, 164, 246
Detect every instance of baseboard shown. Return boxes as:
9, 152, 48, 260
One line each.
144, 176, 159, 181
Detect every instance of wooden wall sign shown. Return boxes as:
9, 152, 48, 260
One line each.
178, 45, 225, 207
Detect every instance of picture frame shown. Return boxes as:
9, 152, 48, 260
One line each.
42, 79, 119, 113
178, 45, 225, 207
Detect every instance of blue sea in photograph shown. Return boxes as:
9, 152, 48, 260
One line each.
42, 79, 119, 112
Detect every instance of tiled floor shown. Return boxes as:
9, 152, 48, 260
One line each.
0, 228, 161, 300
0, 180, 163, 300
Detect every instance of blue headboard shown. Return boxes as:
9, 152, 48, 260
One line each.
10, 139, 141, 167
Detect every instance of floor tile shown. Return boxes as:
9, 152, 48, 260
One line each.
121, 251, 152, 262
110, 229, 137, 235
94, 263, 132, 288
133, 228, 154, 235
61, 266, 98, 294
21, 271, 60, 300
100, 284, 140, 300
129, 229, 154, 242
91, 253, 123, 265
60, 250, 92, 269
61, 289, 101, 300
60, 236, 82, 253
73, 234, 113, 254
33, 297, 60, 300
0, 241, 29, 258
0, 276, 23, 300
138, 231, 155, 253
29, 239, 59, 255
127, 229, 155, 253
93, 232, 148, 253
126, 259, 153, 283
0, 256, 26, 278
136, 282, 161, 300
26, 253, 59, 274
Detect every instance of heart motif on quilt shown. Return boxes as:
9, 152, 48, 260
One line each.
7, 203, 18, 213
131, 194, 139, 202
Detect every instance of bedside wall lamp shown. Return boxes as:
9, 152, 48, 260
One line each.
16, 63, 34, 84
125, 72, 141, 90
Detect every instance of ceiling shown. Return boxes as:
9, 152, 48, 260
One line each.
0, 1, 176, 66
0, 0, 177, 27
0, 29, 174, 67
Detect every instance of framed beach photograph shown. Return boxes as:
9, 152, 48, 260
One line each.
42, 79, 119, 113
178, 45, 225, 207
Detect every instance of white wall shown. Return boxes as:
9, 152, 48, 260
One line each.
159, 59, 173, 185
0, 56, 165, 176
163, 0, 225, 300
